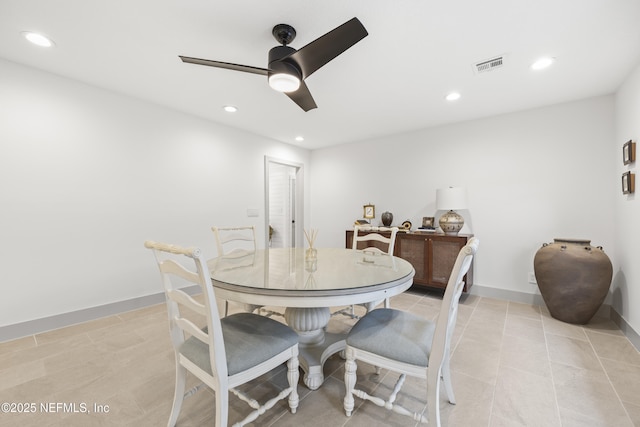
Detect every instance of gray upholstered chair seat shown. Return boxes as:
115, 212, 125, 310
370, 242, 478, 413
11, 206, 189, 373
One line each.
346, 308, 435, 367
180, 312, 298, 376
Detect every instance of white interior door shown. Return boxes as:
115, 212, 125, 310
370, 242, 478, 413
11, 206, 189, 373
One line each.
265, 157, 304, 248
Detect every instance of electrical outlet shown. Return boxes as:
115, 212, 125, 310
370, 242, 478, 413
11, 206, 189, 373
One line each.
528, 272, 537, 284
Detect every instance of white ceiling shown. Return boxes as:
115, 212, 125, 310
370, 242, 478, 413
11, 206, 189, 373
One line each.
2, 0, 640, 150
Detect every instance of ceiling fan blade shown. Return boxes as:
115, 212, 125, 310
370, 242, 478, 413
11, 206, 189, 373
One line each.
179, 56, 269, 76
285, 17, 368, 79
284, 80, 317, 111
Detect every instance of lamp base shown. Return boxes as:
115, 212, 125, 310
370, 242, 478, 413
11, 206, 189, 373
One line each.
439, 210, 464, 235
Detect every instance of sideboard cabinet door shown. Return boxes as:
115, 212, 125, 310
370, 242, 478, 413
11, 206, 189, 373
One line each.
427, 235, 473, 290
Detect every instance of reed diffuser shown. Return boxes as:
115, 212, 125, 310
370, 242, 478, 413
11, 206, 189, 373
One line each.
304, 229, 318, 260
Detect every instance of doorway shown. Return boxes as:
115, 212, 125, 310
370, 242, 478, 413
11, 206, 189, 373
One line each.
264, 157, 304, 248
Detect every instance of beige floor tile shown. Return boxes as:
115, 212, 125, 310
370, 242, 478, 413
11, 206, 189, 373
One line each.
583, 315, 626, 336
0, 359, 46, 391
500, 334, 551, 377
542, 313, 589, 341
451, 334, 502, 385
507, 301, 542, 320
546, 333, 602, 370
551, 361, 633, 426
439, 371, 494, 427
35, 315, 123, 345
0, 333, 93, 369
492, 365, 561, 427
586, 330, 640, 366
475, 296, 509, 309
601, 358, 640, 407
489, 413, 528, 427
504, 313, 545, 343
0, 334, 36, 351
622, 400, 640, 426
470, 304, 508, 325
558, 406, 633, 427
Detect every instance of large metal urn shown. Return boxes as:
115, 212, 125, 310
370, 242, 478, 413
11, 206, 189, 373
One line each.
534, 238, 612, 324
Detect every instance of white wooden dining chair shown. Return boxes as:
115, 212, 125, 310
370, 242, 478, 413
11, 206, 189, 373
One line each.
145, 240, 299, 427
211, 226, 259, 316
343, 237, 479, 427
334, 225, 399, 318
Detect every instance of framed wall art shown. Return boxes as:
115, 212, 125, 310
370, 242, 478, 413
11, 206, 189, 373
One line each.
622, 171, 635, 194
623, 140, 636, 165
363, 204, 375, 219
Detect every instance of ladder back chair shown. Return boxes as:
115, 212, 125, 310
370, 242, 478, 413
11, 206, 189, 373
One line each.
334, 226, 399, 318
343, 237, 479, 427
145, 240, 299, 427
211, 226, 258, 316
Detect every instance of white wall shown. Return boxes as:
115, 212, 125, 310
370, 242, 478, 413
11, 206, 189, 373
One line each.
310, 96, 617, 299
613, 62, 640, 333
0, 58, 310, 327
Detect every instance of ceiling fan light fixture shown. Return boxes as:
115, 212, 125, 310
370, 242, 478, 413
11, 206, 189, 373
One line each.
268, 73, 301, 93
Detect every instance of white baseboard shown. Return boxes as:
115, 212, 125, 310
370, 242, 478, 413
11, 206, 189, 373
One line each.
0, 286, 200, 343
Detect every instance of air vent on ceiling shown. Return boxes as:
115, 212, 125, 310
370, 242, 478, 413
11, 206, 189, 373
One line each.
473, 55, 505, 74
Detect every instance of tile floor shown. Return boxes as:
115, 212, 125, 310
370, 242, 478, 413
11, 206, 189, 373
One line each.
1, 290, 640, 426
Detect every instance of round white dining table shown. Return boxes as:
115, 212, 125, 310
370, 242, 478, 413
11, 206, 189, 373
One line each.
208, 247, 415, 390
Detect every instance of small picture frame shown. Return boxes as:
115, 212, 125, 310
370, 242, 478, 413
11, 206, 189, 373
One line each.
622, 171, 635, 194
363, 204, 375, 219
623, 140, 636, 165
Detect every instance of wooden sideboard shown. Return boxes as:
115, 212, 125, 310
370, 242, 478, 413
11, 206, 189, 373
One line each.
345, 230, 474, 292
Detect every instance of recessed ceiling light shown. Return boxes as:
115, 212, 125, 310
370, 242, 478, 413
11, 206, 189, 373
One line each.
295, 136, 304, 142
445, 92, 461, 101
222, 105, 238, 113
22, 31, 54, 47
531, 57, 555, 70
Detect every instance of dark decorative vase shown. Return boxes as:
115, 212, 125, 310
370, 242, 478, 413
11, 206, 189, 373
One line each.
381, 211, 393, 226
534, 238, 612, 324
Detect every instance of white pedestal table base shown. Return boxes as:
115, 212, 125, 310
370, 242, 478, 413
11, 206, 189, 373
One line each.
284, 306, 347, 390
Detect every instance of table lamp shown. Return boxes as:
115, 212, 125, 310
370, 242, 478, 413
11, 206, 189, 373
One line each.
436, 187, 468, 235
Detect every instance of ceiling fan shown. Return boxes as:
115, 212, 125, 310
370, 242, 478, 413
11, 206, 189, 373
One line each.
179, 17, 368, 112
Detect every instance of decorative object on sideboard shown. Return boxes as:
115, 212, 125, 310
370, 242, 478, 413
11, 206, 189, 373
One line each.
421, 216, 435, 229
354, 219, 370, 226
534, 238, 612, 324
436, 187, 468, 235
363, 203, 375, 219
401, 220, 412, 231
623, 139, 636, 165
381, 211, 393, 226
622, 171, 635, 194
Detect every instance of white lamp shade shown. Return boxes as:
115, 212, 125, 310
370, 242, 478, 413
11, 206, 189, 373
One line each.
436, 187, 468, 210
